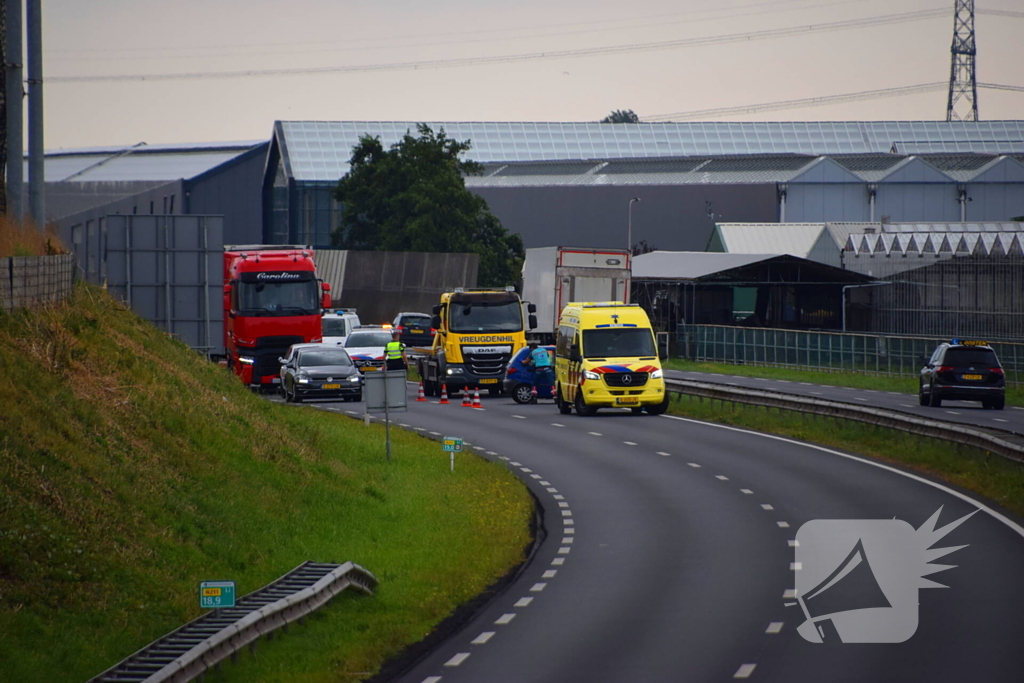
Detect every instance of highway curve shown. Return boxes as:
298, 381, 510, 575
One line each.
316, 388, 1024, 682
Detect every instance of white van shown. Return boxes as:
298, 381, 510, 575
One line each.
321, 309, 361, 346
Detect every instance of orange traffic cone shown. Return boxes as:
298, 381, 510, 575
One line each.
439, 384, 450, 404
416, 381, 427, 402
472, 387, 483, 409
550, 384, 557, 399
461, 388, 473, 407
531, 384, 538, 403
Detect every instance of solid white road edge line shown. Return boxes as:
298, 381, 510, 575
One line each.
660, 414, 1024, 539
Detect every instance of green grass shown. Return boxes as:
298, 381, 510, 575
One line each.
664, 358, 1024, 407
664, 393, 1024, 518
0, 284, 533, 682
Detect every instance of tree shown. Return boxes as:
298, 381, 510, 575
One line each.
331, 124, 524, 286
600, 109, 640, 124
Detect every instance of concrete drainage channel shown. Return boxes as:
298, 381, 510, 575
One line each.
665, 379, 1024, 465
87, 561, 377, 683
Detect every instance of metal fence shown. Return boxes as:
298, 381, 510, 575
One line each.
678, 324, 1024, 385
0, 254, 76, 310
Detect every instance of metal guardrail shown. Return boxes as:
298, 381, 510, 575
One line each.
665, 379, 1024, 465
87, 561, 377, 683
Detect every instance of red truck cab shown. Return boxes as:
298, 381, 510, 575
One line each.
223, 245, 331, 390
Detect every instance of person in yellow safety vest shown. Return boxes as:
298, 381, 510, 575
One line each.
385, 330, 407, 371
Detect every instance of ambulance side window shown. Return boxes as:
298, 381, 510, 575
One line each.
556, 324, 572, 357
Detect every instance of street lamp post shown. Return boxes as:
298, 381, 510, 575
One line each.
628, 197, 641, 254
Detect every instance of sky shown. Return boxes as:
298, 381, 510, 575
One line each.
36, 0, 1024, 150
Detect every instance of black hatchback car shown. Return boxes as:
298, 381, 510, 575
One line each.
391, 312, 435, 347
278, 344, 362, 403
919, 340, 1005, 409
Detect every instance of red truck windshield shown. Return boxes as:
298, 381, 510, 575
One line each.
237, 280, 320, 316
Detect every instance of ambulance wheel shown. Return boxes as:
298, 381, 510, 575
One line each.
575, 391, 597, 417
631, 407, 644, 414
645, 396, 670, 415
512, 383, 534, 404
556, 385, 572, 415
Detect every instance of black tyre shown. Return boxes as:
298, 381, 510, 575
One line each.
992, 397, 1005, 410
575, 390, 596, 416
556, 385, 572, 415
646, 395, 670, 416
928, 386, 942, 407
631, 407, 644, 415
284, 385, 295, 402
512, 383, 535, 404
424, 379, 437, 397
918, 390, 928, 406
489, 387, 502, 397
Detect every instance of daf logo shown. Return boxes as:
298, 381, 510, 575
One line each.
622, 373, 633, 385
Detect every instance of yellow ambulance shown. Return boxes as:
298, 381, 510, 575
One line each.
554, 302, 669, 416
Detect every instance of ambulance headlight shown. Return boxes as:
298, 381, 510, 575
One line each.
583, 370, 600, 381
650, 369, 663, 379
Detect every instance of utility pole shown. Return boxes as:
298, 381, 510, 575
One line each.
946, 0, 978, 122
26, 0, 42, 226
5, 0, 22, 220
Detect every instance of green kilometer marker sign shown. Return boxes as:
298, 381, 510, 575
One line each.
442, 437, 463, 452
200, 580, 236, 609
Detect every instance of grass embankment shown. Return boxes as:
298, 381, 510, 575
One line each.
0, 215, 64, 257
0, 284, 533, 682
664, 358, 1024, 407
664, 394, 1024, 518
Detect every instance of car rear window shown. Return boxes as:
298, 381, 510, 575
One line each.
401, 316, 431, 329
944, 348, 999, 366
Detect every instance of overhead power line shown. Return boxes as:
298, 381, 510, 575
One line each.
645, 82, 1023, 121
50, 8, 947, 84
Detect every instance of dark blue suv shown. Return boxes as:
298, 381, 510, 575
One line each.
504, 345, 556, 404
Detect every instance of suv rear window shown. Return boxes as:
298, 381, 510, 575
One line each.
943, 348, 999, 366
401, 316, 430, 329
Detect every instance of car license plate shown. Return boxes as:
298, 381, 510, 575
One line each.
322, 384, 341, 389
411, 329, 424, 333
961, 374, 982, 380
480, 378, 498, 384
363, 366, 380, 371
616, 397, 640, 405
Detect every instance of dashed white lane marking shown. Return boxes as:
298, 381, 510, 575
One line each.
741, 489, 754, 494
399, 423, 410, 427
791, 562, 802, 570
755, 378, 768, 381
564, 527, 575, 534
552, 557, 565, 565
515, 597, 533, 607
429, 431, 441, 435
422, 677, 442, 683
946, 411, 961, 415
487, 451, 498, 455
734, 663, 757, 678
499, 456, 510, 461
540, 481, 551, 486
783, 589, 798, 599
588, 431, 603, 436
811, 391, 823, 395
777, 380, 789, 383
564, 518, 574, 525
512, 415, 527, 419
762, 504, 774, 510
521, 468, 533, 473
558, 502, 569, 508
510, 461, 522, 466
561, 510, 572, 516
789, 540, 799, 547
495, 613, 516, 625
624, 441, 638, 446
543, 570, 558, 578
553, 493, 564, 499
530, 583, 547, 592
558, 546, 571, 554
551, 423, 565, 427
766, 622, 784, 634
531, 474, 542, 479
346, 410, 359, 415
800, 382, 814, 386
994, 418, 1009, 422
688, 463, 702, 468
900, 404, 915, 407
657, 451, 671, 456
414, 427, 426, 431
445, 652, 470, 667
472, 631, 496, 645
716, 475, 730, 481
778, 521, 791, 528
854, 397, 869, 402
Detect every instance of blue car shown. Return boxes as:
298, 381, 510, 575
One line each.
503, 345, 556, 404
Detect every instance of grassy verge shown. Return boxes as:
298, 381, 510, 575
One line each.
664, 358, 1024, 407
665, 393, 1024, 518
0, 284, 533, 682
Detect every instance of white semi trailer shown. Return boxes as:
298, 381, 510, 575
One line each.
521, 246, 632, 343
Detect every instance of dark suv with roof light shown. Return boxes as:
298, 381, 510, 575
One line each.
919, 340, 1005, 410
